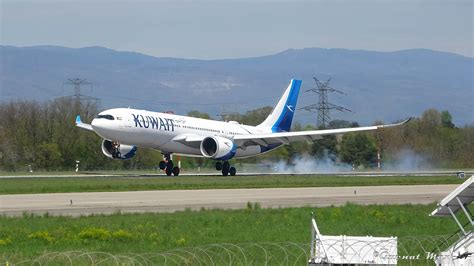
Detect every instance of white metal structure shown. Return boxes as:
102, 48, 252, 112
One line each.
308, 216, 397, 265
76, 79, 410, 176
431, 176, 474, 265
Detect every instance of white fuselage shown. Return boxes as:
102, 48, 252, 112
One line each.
79, 79, 408, 168
91, 108, 275, 159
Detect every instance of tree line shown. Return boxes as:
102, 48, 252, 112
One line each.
0, 100, 472, 172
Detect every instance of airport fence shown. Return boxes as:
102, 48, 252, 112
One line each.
6, 234, 462, 265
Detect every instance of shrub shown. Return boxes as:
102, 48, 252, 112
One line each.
175, 237, 186, 246
28, 231, 54, 244
0, 237, 12, 246
370, 209, 386, 220
148, 232, 162, 245
78, 228, 111, 241
246, 202, 253, 210
111, 230, 134, 241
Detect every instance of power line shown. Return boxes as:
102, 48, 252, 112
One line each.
299, 77, 351, 128
97, 94, 279, 107
56, 78, 99, 103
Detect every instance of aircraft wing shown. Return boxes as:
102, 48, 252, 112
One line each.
75, 115, 94, 131
233, 118, 412, 148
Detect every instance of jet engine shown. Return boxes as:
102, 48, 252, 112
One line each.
200, 136, 237, 160
101, 140, 137, 160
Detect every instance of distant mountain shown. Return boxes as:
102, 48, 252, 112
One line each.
1, 45, 472, 125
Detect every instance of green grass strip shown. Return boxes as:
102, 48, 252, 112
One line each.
0, 175, 463, 195
0, 203, 468, 263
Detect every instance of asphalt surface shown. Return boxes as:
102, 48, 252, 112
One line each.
0, 184, 456, 217
0, 170, 472, 179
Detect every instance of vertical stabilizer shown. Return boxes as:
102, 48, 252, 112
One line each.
257, 79, 302, 132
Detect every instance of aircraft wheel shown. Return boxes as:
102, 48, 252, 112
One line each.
215, 162, 223, 171
112, 150, 121, 159
172, 166, 180, 176
158, 161, 167, 170
165, 160, 174, 176
222, 161, 230, 176
229, 167, 236, 176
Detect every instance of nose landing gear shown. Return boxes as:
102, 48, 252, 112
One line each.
111, 141, 121, 159
216, 161, 236, 176
159, 154, 180, 176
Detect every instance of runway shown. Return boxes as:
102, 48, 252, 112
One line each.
0, 184, 456, 217
0, 170, 471, 179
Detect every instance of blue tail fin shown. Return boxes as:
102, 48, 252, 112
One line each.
257, 79, 302, 132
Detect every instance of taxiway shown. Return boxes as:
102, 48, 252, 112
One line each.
0, 184, 455, 216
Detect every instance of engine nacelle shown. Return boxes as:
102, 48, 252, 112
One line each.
101, 140, 137, 160
200, 136, 237, 160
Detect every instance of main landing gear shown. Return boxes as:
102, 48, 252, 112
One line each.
159, 154, 180, 176
215, 161, 236, 176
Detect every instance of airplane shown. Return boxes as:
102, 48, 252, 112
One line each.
76, 79, 411, 176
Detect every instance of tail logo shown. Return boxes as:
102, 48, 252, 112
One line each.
286, 105, 295, 112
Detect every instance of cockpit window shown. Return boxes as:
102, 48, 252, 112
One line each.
95, 114, 115, 120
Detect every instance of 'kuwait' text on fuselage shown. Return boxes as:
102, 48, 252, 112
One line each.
132, 114, 175, 132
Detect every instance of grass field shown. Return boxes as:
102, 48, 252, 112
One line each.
0, 203, 467, 264
0, 174, 463, 194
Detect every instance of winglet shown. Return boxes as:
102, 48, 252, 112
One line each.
378, 117, 413, 129
76, 115, 82, 125
75, 115, 94, 131
402, 117, 414, 124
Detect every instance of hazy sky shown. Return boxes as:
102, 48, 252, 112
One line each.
1, 0, 473, 59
